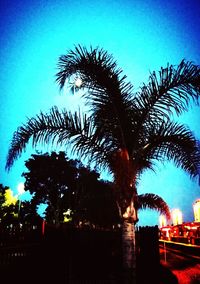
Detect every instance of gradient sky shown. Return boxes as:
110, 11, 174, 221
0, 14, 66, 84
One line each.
0, 0, 200, 225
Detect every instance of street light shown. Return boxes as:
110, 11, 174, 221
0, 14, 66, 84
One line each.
17, 182, 25, 220
159, 215, 167, 228
172, 209, 183, 225
193, 199, 200, 222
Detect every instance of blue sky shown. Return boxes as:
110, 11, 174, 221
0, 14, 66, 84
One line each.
0, 0, 200, 225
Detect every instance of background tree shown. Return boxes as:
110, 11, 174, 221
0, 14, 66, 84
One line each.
0, 184, 18, 225
22, 151, 78, 225
22, 152, 169, 229
22, 152, 121, 227
6, 46, 200, 282
72, 167, 120, 228
18, 200, 42, 225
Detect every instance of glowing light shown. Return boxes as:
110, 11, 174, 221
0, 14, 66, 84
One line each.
75, 78, 82, 88
161, 227, 171, 232
193, 199, 200, 222
123, 200, 135, 219
159, 215, 167, 227
185, 225, 198, 230
17, 182, 25, 195
63, 209, 72, 222
172, 209, 183, 225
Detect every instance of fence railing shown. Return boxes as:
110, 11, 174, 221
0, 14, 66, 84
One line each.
0, 224, 160, 283
0, 243, 41, 265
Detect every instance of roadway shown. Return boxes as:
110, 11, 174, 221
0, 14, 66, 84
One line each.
159, 240, 200, 283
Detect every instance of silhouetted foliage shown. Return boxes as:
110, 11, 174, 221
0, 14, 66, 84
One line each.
22, 152, 120, 227
73, 167, 120, 227
22, 152, 78, 224
18, 200, 41, 224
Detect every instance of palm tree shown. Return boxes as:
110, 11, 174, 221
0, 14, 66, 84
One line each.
6, 45, 200, 282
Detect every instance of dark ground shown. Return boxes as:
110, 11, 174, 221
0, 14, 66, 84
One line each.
0, 229, 187, 284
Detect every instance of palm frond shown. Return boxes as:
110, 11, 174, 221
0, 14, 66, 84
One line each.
137, 193, 171, 220
56, 45, 133, 96
56, 45, 134, 148
137, 121, 200, 178
70, 124, 116, 170
6, 106, 117, 172
6, 107, 92, 170
135, 60, 200, 122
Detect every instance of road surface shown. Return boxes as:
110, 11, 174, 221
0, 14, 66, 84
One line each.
159, 241, 200, 284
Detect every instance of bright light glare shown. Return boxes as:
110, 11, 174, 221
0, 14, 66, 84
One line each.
75, 78, 82, 88
17, 182, 25, 195
193, 199, 200, 222
159, 215, 167, 227
172, 208, 183, 225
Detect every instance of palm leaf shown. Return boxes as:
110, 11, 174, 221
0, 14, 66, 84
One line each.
6, 106, 117, 172
56, 45, 134, 148
6, 107, 93, 170
135, 121, 200, 178
137, 193, 171, 220
135, 60, 200, 122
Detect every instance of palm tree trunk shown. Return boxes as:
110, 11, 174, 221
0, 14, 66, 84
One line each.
122, 218, 137, 284
121, 199, 138, 283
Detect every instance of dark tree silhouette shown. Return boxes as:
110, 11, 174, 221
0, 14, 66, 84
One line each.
22, 152, 78, 225
18, 200, 42, 225
72, 167, 120, 228
22, 152, 121, 227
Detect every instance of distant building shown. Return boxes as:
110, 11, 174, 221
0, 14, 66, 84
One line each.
193, 199, 200, 222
